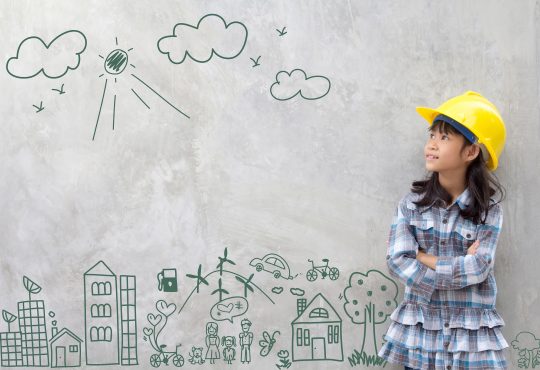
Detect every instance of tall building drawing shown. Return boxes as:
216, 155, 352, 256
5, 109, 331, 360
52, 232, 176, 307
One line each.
0, 331, 23, 367
83, 261, 138, 366
18, 300, 49, 366
84, 261, 120, 365
119, 275, 138, 365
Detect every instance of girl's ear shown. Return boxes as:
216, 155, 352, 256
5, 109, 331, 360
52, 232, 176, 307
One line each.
466, 144, 481, 162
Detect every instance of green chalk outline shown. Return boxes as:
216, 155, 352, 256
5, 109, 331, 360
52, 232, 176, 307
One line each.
157, 13, 248, 64
6, 30, 87, 79
270, 68, 331, 101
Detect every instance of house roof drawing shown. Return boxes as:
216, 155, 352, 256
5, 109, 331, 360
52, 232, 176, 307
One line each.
50, 328, 83, 346
292, 293, 342, 324
85, 260, 115, 277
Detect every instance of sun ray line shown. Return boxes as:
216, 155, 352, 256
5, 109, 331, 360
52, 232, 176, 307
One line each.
113, 94, 117, 130
127, 48, 133, 51
131, 73, 190, 119
115, 37, 118, 46
98, 55, 104, 59
130, 64, 136, 68
92, 79, 108, 141
131, 88, 150, 109
98, 74, 104, 78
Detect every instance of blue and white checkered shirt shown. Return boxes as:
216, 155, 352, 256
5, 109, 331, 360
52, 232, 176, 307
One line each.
378, 188, 508, 369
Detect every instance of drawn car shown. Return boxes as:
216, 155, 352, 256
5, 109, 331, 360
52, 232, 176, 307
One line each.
249, 253, 293, 280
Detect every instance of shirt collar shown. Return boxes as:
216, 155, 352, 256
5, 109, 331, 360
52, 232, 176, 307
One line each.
418, 188, 471, 213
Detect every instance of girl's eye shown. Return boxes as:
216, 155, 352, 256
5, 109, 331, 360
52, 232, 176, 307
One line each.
442, 135, 449, 140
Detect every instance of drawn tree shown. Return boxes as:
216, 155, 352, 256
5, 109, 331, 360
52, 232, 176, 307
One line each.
23, 276, 42, 301
2, 310, 17, 332
512, 331, 540, 368
343, 270, 398, 364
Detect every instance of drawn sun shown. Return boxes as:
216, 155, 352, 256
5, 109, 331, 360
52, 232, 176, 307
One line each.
92, 37, 189, 141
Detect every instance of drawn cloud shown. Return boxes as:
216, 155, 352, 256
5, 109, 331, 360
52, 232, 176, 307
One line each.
157, 13, 248, 64
6, 30, 87, 79
290, 288, 305, 297
270, 69, 331, 101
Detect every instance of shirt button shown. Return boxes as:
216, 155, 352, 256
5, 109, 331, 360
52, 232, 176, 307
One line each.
447, 366, 451, 370
444, 341, 449, 347
466, 233, 471, 238
442, 219, 448, 224
386, 255, 390, 260
444, 323, 449, 328
441, 240, 446, 245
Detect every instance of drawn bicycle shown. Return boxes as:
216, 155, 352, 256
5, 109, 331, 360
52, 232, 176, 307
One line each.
306, 259, 339, 282
150, 344, 185, 367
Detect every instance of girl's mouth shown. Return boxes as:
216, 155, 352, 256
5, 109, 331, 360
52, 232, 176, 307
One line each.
426, 154, 438, 160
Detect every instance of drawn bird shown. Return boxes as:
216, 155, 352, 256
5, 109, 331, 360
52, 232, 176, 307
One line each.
250, 56, 261, 67
276, 27, 287, 36
52, 83, 65, 95
235, 273, 255, 298
216, 247, 236, 276
186, 264, 209, 293
32, 101, 44, 113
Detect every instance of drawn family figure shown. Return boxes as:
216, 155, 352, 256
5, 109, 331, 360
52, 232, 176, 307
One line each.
205, 321, 220, 364
238, 318, 253, 364
221, 335, 237, 364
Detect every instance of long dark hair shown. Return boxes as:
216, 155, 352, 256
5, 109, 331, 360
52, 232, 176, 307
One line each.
411, 120, 506, 225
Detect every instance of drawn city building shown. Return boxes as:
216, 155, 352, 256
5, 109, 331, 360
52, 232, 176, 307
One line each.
119, 275, 138, 365
18, 299, 49, 366
83, 261, 138, 366
84, 261, 120, 365
0, 331, 23, 366
291, 293, 343, 362
49, 328, 82, 367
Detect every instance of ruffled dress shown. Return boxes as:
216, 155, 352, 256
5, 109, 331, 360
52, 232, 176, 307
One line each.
378, 190, 508, 369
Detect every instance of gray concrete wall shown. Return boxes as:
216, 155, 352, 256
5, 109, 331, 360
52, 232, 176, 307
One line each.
0, 1, 538, 369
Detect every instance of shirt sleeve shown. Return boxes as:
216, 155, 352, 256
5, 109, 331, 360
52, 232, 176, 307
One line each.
386, 196, 437, 299
434, 202, 503, 290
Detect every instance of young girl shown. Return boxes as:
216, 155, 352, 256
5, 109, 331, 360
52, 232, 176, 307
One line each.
378, 91, 509, 370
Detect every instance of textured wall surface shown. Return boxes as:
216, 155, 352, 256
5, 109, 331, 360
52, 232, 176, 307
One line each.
1, 1, 539, 369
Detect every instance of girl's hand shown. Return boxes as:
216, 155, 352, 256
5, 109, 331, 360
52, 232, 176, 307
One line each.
467, 240, 480, 255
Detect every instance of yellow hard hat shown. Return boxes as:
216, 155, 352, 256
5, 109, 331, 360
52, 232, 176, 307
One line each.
416, 91, 506, 171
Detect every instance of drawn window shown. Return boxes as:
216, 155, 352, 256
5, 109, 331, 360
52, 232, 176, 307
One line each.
90, 326, 113, 342
309, 308, 329, 319
333, 325, 339, 343
296, 328, 303, 346
303, 329, 310, 346
69, 345, 78, 352
91, 304, 112, 318
266, 257, 276, 265
273, 259, 285, 269
328, 325, 333, 344
91, 282, 112, 296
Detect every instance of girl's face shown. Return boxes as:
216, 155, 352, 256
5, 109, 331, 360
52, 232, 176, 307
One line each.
424, 125, 478, 173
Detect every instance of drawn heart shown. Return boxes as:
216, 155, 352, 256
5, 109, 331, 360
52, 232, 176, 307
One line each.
147, 313, 162, 327
143, 327, 153, 336
217, 303, 234, 313
272, 287, 284, 294
156, 300, 177, 317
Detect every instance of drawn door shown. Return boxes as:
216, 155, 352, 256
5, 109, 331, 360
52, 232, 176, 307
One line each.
56, 346, 66, 367
311, 337, 326, 360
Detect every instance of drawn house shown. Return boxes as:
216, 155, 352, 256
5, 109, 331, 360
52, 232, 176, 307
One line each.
18, 299, 49, 366
291, 293, 343, 362
49, 328, 82, 367
83, 261, 138, 366
84, 261, 120, 365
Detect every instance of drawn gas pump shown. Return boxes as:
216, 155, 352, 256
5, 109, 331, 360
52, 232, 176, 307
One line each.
157, 268, 178, 292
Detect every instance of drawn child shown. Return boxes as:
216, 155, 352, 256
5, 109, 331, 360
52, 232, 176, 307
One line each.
205, 321, 220, 364
238, 318, 253, 364
378, 91, 509, 370
221, 335, 236, 365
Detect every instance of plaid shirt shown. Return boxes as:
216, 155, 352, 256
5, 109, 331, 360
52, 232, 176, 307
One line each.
378, 188, 509, 369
